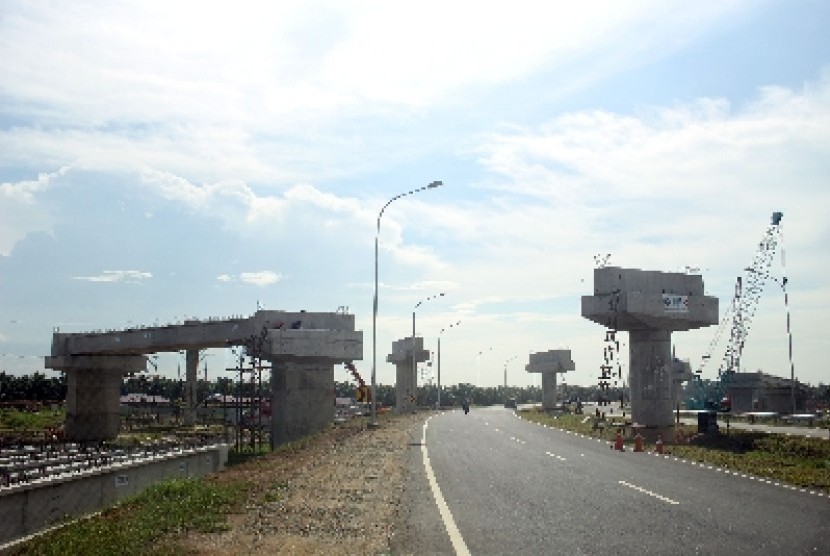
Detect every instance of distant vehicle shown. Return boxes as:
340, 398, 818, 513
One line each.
504, 398, 517, 409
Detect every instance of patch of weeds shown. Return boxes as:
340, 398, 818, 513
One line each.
11, 477, 248, 556
260, 480, 290, 504
227, 444, 272, 466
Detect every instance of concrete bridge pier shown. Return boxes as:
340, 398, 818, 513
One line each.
46, 355, 147, 441
268, 360, 335, 447
582, 267, 718, 440
525, 350, 575, 410
628, 330, 675, 429
387, 337, 430, 412
184, 349, 199, 426
265, 327, 363, 448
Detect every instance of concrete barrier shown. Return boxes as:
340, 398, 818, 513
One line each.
0, 444, 228, 547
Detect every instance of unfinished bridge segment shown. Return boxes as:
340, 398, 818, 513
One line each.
46, 310, 362, 445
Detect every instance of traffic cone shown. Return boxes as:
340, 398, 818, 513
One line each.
634, 433, 644, 452
614, 430, 624, 451
655, 434, 664, 454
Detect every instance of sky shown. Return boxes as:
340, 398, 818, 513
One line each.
1, 0, 829, 390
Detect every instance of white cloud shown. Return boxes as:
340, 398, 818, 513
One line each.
240, 271, 283, 287
0, 1, 754, 183
73, 270, 153, 283
0, 167, 70, 254
0, 167, 69, 203
217, 271, 283, 287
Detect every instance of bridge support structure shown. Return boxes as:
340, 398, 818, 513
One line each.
46, 310, 363, 445
45, 355, 147, 441
582, 267, 718, 439
525, 350, 575, 410
264, 328, 362, 447
387, 337, 430, 412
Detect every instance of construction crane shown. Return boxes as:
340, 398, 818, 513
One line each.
693, 211, 785, 409
344, 362, 371, 403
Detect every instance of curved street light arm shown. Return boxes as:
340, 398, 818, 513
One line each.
371, 180, 443, 425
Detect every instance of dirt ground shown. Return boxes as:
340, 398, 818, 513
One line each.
180, 411, 429, 555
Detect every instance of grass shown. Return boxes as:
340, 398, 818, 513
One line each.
10, 477, 248, 556
519, 408, 830, 494
0, 408, 64, 432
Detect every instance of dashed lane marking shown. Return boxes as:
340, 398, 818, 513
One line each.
619, 480, 680, 505
545, 451, 567, 462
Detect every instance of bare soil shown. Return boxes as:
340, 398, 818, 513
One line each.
179, 412, 428, 555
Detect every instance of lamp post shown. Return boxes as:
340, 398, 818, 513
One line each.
744, 267, 796, 415
437, 320, 461, 408
413, 293, 445, 408
475, 347, 492, 392
372, 181, 443, 426
503, 355, 518, 390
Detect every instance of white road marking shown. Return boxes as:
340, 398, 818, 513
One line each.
545, 451, 567, 461
421, 417, 471, 556
619, 480, 680, 505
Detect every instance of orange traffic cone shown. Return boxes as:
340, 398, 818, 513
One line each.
614, 430, 624, 451
655, 434, 664, 454
634, 433, 644, 452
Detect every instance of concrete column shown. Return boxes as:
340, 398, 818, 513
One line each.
270, 360, 335, 448
396, 360, 417, 412
184, 349, 199, 426
541, 372, 558, 409
46, 355, 147, 442
65, 370, 123, 441
387, 337, 429, 412
629, 329, 674, 428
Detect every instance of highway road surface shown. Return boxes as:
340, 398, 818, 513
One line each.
393, 406, 830, 555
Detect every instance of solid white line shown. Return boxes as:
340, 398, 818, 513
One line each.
422, 417, 471, 556
619, 480, 680, 505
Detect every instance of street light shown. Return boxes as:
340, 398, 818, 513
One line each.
475, 347, 492, 389
413, 293, 445, 408
745, 267, 797, 414
437, 320, 461, 408
503, 355, 518, 390
372, 181, 443, 426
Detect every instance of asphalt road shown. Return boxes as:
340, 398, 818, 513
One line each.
394, 406, 830, 555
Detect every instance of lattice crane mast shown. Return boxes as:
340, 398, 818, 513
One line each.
697, 212, 785, 387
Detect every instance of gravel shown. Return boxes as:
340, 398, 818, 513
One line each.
179, 411, 430, 555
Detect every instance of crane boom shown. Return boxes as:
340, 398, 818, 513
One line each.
698, 212, 784, 381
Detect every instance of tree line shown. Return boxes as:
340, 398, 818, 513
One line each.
4, 370, 829, 408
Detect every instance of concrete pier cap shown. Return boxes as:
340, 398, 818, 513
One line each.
525, 350, 575, 410
387, 337, 430, 412
581, 267, 718, 438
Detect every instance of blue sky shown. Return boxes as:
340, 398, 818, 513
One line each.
1, 0, 829, 389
